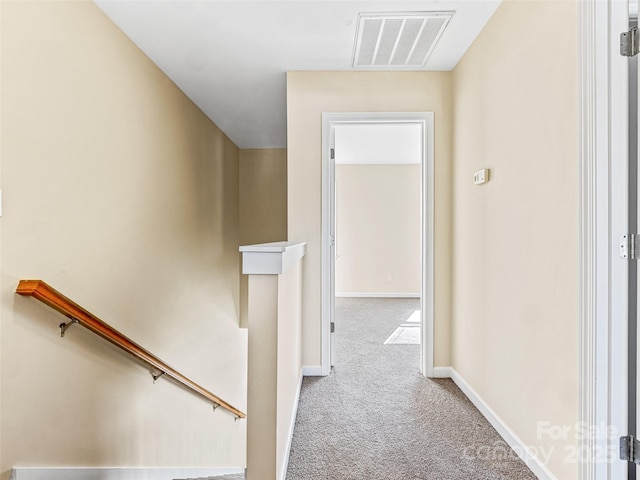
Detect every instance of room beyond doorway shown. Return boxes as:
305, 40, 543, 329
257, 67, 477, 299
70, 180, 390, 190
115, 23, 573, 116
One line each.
333, 123, 422, 299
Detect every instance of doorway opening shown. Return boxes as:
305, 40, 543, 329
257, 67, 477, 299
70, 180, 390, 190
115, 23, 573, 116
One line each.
321, 112, 435, 377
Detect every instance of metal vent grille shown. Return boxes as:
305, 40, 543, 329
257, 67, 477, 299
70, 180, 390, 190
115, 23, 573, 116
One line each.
353, 12, 453, 68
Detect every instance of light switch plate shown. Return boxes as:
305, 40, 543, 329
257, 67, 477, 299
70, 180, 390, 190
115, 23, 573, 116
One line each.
473, 169, 489, 185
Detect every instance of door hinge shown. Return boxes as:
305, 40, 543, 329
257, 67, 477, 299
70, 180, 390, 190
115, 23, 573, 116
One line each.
621, 27, 640, 57
330, 148, 335, 160
331, 322, 335, 333
620, 234, 638, 259
621, 435, 640, 464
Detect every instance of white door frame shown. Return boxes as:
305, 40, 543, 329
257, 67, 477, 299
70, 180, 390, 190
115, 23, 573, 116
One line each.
321, 112, 435, 377
582, 1, 629, 479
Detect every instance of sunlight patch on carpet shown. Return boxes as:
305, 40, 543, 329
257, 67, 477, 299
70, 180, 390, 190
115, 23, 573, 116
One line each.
384, 310, 421, 345
405, 310, 420, 324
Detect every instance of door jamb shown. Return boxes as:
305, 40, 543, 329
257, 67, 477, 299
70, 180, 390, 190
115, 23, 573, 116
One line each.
583, 1, 629, 478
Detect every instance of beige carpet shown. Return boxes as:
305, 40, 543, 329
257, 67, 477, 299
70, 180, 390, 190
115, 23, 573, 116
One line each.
284, 297, 537, 480
200, 298, 537, 480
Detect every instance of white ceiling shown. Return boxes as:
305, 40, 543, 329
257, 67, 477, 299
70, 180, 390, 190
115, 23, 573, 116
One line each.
94, 0, 502, 149
335, 124, 422, 164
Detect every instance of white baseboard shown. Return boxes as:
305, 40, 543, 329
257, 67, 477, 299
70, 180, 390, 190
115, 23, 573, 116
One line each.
335, 292, 421, 298
278, 369, 303, 480
302, 365, 324, 376
431, 366, 453, 378
10, 467, 245, 480
430, 367, 557, 480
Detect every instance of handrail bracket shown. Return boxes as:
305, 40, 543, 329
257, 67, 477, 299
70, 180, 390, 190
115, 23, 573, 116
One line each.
59, 318, 79, 337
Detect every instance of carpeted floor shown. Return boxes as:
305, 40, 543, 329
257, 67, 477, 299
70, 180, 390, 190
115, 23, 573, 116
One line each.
284, 297, 537, 480
200, 298, 537, 480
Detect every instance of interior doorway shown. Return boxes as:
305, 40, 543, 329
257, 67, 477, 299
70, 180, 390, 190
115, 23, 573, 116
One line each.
321, 112, 434, 377
334, 123, 422, 363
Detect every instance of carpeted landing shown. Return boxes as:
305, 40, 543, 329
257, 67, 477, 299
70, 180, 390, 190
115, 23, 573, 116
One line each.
199, 298, 537, 480
284, 297, 537, 480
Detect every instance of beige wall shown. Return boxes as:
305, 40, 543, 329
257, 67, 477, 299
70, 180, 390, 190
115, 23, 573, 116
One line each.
335, 164, 421, 295
246, 274, 278, 480
239, 149, 288, 246
451, 1, 579, 478
0, 1, 246, 476
287, 72, 452, 368
245, 260, 302, 480
239, 149, 288, 328
275, 261, 302, 480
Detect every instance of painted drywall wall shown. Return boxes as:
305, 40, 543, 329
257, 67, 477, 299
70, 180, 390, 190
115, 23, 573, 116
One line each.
239, 149, 288, 246
275, 261, 302, 480
239, 149, 288, 328
287, 72, 452, 368
335, 164, 421, 296
451, 0, 578, 478
0, 1, 246, 476
245, 259, 302, 480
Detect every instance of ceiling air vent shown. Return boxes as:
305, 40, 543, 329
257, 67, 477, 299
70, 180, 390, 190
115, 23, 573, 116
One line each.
352, 12, 453, 68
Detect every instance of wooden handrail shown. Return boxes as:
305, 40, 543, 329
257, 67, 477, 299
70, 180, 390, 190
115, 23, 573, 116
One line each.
16, 279, 246, 419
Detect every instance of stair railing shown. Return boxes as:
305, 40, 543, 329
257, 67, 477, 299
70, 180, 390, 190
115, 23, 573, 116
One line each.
16, 279, 245, 419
